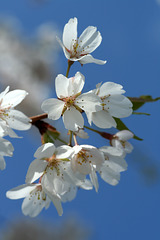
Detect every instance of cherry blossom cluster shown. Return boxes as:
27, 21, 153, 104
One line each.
6, 17, 134, 217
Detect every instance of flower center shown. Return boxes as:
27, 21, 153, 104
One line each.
0, 99, 10, 120
60, 94, 82, 115
76, 150, 92, 165
66, 39, 88, 59
30, 186, 47, 201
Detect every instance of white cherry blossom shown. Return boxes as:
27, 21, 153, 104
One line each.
99, 146, 128, 186
111, 130, 134, 155
41, 72, 102, 131
0, 86, 31, 137
71, 144, 105, 191
57, 17, 106, 65
87, 82, 133, 129
6, 183, 51, 217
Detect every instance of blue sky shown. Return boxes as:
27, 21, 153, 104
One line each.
0, 0, 160, 240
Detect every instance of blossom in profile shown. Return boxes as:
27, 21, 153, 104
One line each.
111, 130, 134, 155
57, 17, 106, 65
41, 72, 101, 131
0, 86, 31, 137
0, 136, 14, 170
99, 146, 127, 186
6, 183, 51, 217
86, 82, 133, 129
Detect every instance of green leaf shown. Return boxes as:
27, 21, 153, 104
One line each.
129, 96, 160, 111
114, 118, 143, 141
132, 112, 150, 116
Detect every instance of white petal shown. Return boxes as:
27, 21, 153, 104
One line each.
63, 106, 84, 131
47, 193, 63, 216
100, 165, 120, 186
67, 72, 85, 96
56, 36, 64, 49
41, 174, 63, 216
25, 159, 48, 183
0, 137, 14, 156
71, 154, 91, 175
74, 129, 89, 139
6, 110, 31, 130
89, 167, 99, 192
63, 17, 78, 51
80, 145, 105, 167
22, 191, 49, 217
0, 156, 6, 170
91, 110, 117, 128
2, 90, 28, 108
0, 86, 9, 100
124, 142, 133, 153
34, 143, 55, 159
100, 151, 128, 172
56, 145, 73, 159
112, 139, 124, 151
79, 54, 106, 65
61, 185, 77, 203
78, 26, 102, 53
56, 37, 75, 61
85, 111, 92, 125
107, 95, 133, 118
55, 74, 70, 98
58, 161, 86, 186
41, 98, 64, 120
116, 130, 134, 141
107, 156, 128, 172
5, 126, 20, 138
100, 146, 123, 157
80, 179, 93, 190
98, 82, 125, 96
76, 92, 102, 112
6, 184, 37, 199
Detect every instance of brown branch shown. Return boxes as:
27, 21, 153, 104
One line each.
30, 113, 48, 124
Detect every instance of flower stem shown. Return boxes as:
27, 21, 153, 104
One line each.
84, 125, 101, 134
73, 134, 78, 145
84, 125, 113, 140
68, 131, 73, 146
66, 60, 74, 78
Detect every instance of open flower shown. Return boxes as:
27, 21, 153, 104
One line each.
87, 82, 133, 129
57, 17, 106, 65
41, 72, 101, 131
0, 86, 31, 137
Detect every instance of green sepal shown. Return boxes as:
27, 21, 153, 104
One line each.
114, 118, 143, 141
43, 132, 55, 143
